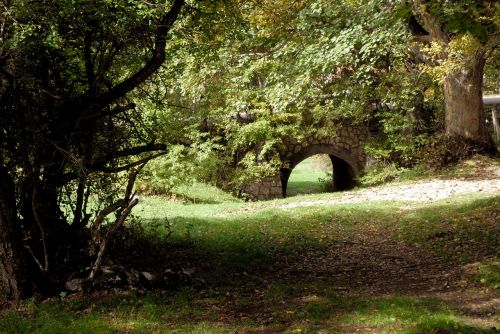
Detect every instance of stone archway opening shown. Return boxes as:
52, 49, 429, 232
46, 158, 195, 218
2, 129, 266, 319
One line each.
281, 144, 358, 198
285, 154, 333, 196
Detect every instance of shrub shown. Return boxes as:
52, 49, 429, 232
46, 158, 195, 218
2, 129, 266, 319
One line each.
358, 162, 405, 186
418, 134, 497, 166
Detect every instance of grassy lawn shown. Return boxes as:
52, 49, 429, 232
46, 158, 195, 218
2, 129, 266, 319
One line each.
1, 160, 499, 334
287, 156, 332, 196
2, 290, 497, 334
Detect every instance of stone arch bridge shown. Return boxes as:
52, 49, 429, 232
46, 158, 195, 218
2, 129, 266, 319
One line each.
240, 96, 499, 200
242, 125, 368, 200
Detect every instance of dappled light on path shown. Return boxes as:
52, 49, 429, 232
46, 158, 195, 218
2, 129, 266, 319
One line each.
279, 177, 500, 210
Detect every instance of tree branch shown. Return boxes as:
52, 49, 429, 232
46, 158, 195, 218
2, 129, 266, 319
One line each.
88, 142, 166, 170
92, 152, 165, 173
411, 0, 449, 43
57, 144, 167, 185
79, 103, 136, 122
87, 197, 138, 281
94, 0, 185, 107
90, 199, 126, 234
485, 35, 500, 59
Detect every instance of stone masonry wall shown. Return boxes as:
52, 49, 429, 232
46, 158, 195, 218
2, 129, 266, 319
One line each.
242, 175, 282, 201
241, 125, 368, 200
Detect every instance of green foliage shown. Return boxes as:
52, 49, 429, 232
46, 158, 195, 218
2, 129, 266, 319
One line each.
137, 140, 224, 195
139, 0, 499, 188
359, 162, 406, 186
144, 0, 420, 187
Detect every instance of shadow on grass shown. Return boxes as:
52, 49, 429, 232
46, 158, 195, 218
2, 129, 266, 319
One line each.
111, 195, 500, 287
2, 196, 498, 333
2, 286, 497, 333
397, 195, 500, 262
110, 202, 371, 285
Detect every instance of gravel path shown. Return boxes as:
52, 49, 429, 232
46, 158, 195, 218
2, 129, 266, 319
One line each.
279, 176, 500, 209
219, 165, 500, 216
213, 164, 500, 218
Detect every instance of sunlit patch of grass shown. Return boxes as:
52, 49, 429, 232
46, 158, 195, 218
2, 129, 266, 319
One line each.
172, 181, 242, 204
339, 296, 457, 329
474, 260, 500, 289
0, 291, 258, 334
287, 156, 332, 196
259, 290, 456, 332
133, 195, 245, 221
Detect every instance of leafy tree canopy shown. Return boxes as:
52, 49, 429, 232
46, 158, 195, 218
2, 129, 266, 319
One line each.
147, 0, 424, 187
0, 0, 232, 300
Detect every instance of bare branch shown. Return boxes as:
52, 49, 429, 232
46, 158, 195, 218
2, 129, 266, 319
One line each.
90, 199, 126, 234
31, 185, 48, 272
22, 245, 45, 273
87, 197, 139, 281
90, 151, 165, 174
90, 160, 147, 234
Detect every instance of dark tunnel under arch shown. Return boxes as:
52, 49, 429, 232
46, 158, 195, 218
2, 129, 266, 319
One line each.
280, 144, 360, 197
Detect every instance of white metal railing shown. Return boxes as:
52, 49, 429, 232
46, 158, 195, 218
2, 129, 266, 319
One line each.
484, 95, 500, 141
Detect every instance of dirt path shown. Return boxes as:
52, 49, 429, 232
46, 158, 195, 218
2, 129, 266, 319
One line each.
273, 229, 463, 295
219, 226, 499, 332
213, 164, 500, 332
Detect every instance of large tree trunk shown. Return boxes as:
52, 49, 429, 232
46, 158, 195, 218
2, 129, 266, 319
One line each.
0, 166, 30, 302
443, 50, 492, 148
18, 173, 81, 296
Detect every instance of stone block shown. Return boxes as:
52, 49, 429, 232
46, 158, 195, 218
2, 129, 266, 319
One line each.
245, 183, 259, 195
